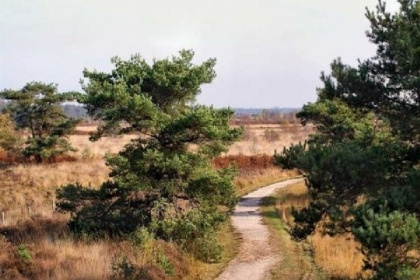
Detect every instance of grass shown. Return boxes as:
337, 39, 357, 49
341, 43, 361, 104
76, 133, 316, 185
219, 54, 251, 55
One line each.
0, 156, 299, 279
0, 219, 115, 280
261, 195, 327, 280
0, 159, 110, 225
0, 218, 190, 280
267, 181, 365, 279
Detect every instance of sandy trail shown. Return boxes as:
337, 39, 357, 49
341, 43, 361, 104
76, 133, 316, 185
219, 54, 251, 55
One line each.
216, 178, 304, 280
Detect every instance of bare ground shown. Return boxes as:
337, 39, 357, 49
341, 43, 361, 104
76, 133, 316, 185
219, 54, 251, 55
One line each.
216, 178, 304, 280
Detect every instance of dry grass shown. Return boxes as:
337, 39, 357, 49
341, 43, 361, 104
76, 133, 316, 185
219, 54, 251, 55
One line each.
0, 160, 110, 226
0, 161, 292, 280
0, 123, 308, 225
272, 181, 364, 279
275, 181, 311, 224
227, 124, 312, 155
0, 124, 309, 279
310, 233, 364, 279
0, 217, 186, 280
69, 134, 136, 159
0, 218, 114, 280
214, 154, 301, 195
71, 124, 312, 158
261, 198, 326, 280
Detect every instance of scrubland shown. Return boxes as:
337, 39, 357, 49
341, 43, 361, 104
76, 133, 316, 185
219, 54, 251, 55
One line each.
0, 123, 367, 280
0, 122, 374, 280
0, 123, 308, 279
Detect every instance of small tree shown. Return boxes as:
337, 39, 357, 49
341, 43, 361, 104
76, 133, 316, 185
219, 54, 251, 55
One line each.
57, 50, 242, 261
0, 82, 80, 162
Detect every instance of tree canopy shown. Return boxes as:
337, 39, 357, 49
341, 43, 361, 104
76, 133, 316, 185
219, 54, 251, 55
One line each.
275, 1, 420, 279
57, 50, 242, 262
0, 82, 80, 162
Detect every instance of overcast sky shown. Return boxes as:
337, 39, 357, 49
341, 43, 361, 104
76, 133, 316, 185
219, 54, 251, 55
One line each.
0, 1, 400, 108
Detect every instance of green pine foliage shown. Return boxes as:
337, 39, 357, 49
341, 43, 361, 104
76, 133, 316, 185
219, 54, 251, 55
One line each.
57, 50, 242, 262
0, 82, 80, 162
275, 1, 420, 278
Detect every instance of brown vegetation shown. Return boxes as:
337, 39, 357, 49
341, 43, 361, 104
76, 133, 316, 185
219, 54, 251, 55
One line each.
274, 181, 364, 279
213, 154, 274, 170
0, 218, 192, 280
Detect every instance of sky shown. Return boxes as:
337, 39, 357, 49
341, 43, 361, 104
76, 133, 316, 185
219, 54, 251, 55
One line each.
0, 1, 400, 108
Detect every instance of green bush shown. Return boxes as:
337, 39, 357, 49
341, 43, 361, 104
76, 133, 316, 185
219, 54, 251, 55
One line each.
190, 233, 222, 263
353, 201, 420, 280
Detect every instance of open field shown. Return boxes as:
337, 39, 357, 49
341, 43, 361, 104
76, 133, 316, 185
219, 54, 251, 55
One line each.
0, 123, 310, 225
67, 124, 313, 159
0, 122, 375, 279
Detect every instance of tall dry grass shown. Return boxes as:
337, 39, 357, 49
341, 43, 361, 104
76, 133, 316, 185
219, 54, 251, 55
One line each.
0, 217, 186, 280
0, 160, 110, 225
310, 233, 364, 279
274, 181, 364, 279
0, 218, 113, 280
0, 160, 296, 280
235, 167, 299, 196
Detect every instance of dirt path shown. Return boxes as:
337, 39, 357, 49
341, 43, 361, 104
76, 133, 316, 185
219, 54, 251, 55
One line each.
216, 178, 304, 280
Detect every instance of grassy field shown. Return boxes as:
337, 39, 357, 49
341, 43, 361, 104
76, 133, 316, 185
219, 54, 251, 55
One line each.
0, 124, 309, 225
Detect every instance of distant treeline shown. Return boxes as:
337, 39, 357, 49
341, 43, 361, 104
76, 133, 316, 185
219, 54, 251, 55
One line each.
0, 101, 299, 123
232, 108, 300, 125
0, 101, 90, 119
61, 104, 89, 119
234, 107, 300, 115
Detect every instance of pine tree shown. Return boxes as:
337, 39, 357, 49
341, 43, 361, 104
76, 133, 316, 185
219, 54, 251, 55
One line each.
57, 50, 242, 262
1, 82, 80, 162
275, 1, 420, 278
